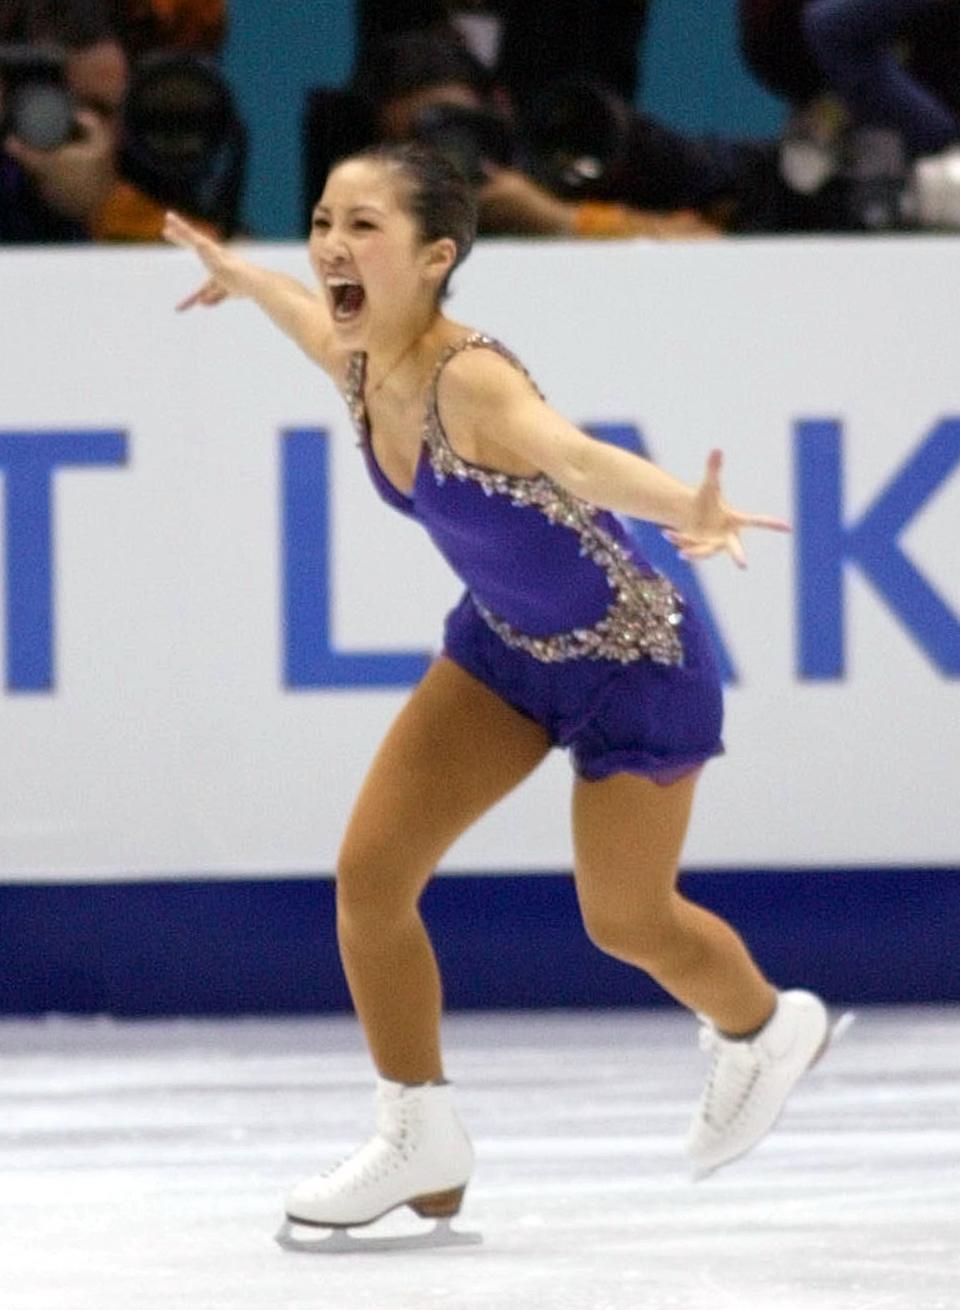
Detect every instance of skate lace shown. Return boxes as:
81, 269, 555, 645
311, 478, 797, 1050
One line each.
697, 1024, 772, 1130
320, 1103, 418, 1194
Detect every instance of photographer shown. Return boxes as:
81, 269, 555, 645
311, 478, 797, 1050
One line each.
739, 0, 960, 230
741, 0, 960, 143
1, 0, 241, 243
1, 3, 123, 240
803, 0, 960, 157
117, 0, 226, 59
350, 29, 721, 239
357, 0, 650, 108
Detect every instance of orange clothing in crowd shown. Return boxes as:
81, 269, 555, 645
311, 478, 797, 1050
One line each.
103, 1, 229, 239
571, 201, 720, 240
119, 0, 227, 55
92, 179, 220, 241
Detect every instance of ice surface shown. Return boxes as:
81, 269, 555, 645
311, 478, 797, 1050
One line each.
1, 1006, 958, 1310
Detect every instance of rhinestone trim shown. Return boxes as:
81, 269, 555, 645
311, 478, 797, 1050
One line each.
344, 351, 368, 442
346, 335, 684, 667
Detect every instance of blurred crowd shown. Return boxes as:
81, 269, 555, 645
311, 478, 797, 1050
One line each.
0, 0, 241, 242
5, 0, 960, 245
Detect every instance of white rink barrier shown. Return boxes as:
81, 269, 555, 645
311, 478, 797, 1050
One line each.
1, 237, 958, 881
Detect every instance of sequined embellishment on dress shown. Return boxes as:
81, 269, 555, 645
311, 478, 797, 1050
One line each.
344, 351, 368, 441
344, 335, 685, 667
423, 334, 684, 667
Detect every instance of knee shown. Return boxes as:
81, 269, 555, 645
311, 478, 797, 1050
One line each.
580, 901, 679, 968
334, 842, 421, 932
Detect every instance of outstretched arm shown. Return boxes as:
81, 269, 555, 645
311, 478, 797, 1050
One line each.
439, 349, 789, 569
162, 211, 343, 376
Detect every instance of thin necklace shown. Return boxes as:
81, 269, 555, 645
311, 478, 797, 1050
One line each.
365, 327, 431, 401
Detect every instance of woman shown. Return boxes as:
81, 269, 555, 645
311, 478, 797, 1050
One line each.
164, 143, 839, 1243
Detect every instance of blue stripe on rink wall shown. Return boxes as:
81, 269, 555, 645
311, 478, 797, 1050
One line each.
1, 869, 958, 1017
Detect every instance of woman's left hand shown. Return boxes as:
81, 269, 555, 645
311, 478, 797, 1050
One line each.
663, 449, 790, 569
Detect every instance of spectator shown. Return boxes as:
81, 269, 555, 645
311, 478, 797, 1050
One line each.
348, 28, 720, 239
1, 1, 126, 241
495, 0, 649, 114
0, 0, 238, 243
741, 0, 960, 134
113, 0, 227, 59
803, 0, 960, 157
357, 1, 650, 109
739, 0, 827, 106
739, 0, 960, 229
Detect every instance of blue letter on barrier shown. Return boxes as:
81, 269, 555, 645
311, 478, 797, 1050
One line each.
282, 428, 431, 688
0, 430, 127, 693
795, 418, 960, 678
584, 423, 737, 683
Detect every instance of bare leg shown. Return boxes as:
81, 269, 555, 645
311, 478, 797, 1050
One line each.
572, 770, 776, 1034
336, 656, 551, 1084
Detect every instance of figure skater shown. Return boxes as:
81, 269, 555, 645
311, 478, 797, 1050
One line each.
163, 143, 843, 1248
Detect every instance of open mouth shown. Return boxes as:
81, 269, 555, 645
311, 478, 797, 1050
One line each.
327, 277, 366, 322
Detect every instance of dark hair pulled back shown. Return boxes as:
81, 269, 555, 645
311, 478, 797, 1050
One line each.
336, 142, 478, 300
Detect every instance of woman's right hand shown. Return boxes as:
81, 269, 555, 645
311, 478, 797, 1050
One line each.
165, 210, 338, 371
163, 210, 253, 311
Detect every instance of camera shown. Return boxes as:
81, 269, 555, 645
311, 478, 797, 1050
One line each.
0, 44, 246, 233
119, 51, 247, 230
520, 78, 745, 213
0, 44, 76, 150
520, 79, 628, 196
410, 103, 515, 184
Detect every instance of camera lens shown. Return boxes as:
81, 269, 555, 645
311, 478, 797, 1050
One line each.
410, 104, 514, 184
123, 54, 234, 185
9, 80, 74, 151
522, 79, 627, 197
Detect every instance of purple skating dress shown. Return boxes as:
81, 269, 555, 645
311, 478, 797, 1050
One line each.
343, 332, 723, 783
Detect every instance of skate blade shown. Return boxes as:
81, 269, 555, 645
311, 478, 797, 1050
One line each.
811, 1008, 855, 1068
274, 1216, 482, 1255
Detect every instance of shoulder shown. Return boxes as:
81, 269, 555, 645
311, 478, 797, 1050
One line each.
435, 337, 553, 467
437, 338, 539, 417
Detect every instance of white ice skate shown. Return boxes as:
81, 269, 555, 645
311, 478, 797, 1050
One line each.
275, 1077, 480, 1253
685, 988, 854, 1179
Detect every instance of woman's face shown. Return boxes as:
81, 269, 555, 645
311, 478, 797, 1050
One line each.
309, 159, 450, 344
